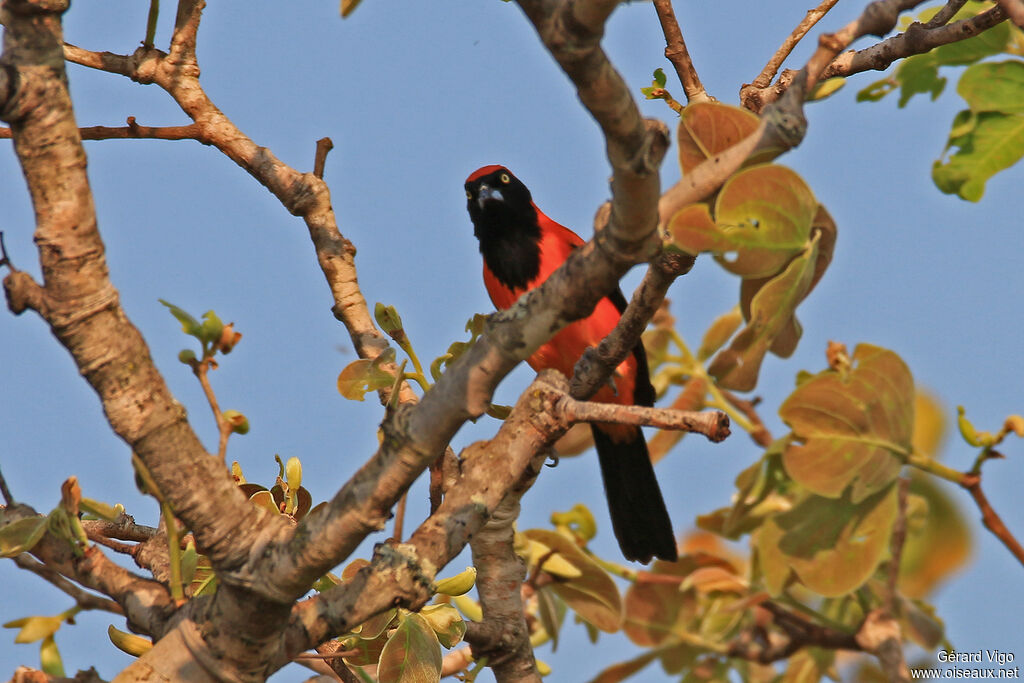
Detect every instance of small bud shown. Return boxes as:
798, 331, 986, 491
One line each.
222, 410, 249, 435
434, 566, 477, 596
285, 456, 302, 492
217, 323, 242, 354
178, 349, 197, 364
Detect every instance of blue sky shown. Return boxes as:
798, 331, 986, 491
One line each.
1, 1, 1022, 679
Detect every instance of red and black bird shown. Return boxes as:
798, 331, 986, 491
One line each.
464, 165, 677, 563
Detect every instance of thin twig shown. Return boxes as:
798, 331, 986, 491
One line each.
652, 0, 711, 103
0, 464, 15, 505
313, 137, 334, 179
887, 477, 911, 615
0, 119, 203, 142
752, 0, 841, 89
193, 359, 231, 461
393, 491, 407, 541
925, 0, 968, 27
727, 601, 859, 663
963, 472, 1024, 567
13, 554, 125, 615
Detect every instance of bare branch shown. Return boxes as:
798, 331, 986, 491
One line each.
557, 394, 729, 441
652, 0, 711, 103
313, 137, 334, 180
963, 472, 1024, 567
821, 6, 1008, 80
727, 601, 859, 663
925, 0, 968, 28
0, 118, 202, 141
751, 0, 841, 89
570, 251, 693, 401
12, 554, 124, 615
0, 464, 14, 506
466, 496, 541, 682
0, 0, 277, 583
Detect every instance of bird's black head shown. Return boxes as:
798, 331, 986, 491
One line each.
465, 165, 542, 289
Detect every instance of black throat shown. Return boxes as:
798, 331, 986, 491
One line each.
466, 170, 543, 291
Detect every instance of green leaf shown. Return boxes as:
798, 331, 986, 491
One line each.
523, 529, 622, 632
374, 303, 407, 344
199, 310, 224, 346
39, 635, 64, 677
107, 624, 153, 657
622, 553, 733, 647
779, 343, 912, 501
958, 60, 1024, 114
4, 614, 63, 643
0, 516, 48, 557
79, 497, 120, 521
420, 603, 465, 649
856, 77, 896, 102
771, 484, 900, 597
809, 77, 845, 101
377, 612, 442, 683
696, 308, 743, 361
668, 165, 818, 281
707, 234, 820, 392
932, 108, 1024, 202
337, 348, 397, 401
895, 54, 947, 108
536, 588, 566, 651
654, 67, 667, 88
159, 299, 201, 337
180, 541, 198, 586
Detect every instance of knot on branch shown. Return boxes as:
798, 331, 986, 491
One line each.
372, 542, 436, 608
128, 46, 167, 85
4, 269, 47, 316
859, 0, 904, 37
3, 0, 69, 16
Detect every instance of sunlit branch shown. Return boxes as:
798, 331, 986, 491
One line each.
652, 0, 711, 103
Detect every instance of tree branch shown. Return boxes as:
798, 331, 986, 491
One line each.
12, 554, 125, 615
962, 472, 1024, 567
995, 0, 1024, 29
652, 0, 711, 103
0, 118, 203, 141
466, 495, 540, 683
820, 6, 1008, 80
751, 0, 841, 89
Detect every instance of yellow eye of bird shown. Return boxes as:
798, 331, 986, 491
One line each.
465, 190, 472, 199
499, 173, 511, 184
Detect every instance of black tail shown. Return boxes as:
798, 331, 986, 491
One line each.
592, 425, 678, 563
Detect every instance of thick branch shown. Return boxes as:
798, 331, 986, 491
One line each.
996, 0, 1024, 29
466, 496, 540, 683
821, 6, 1008, 80
516, 0, 667, 261
0, 0, 276, 582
